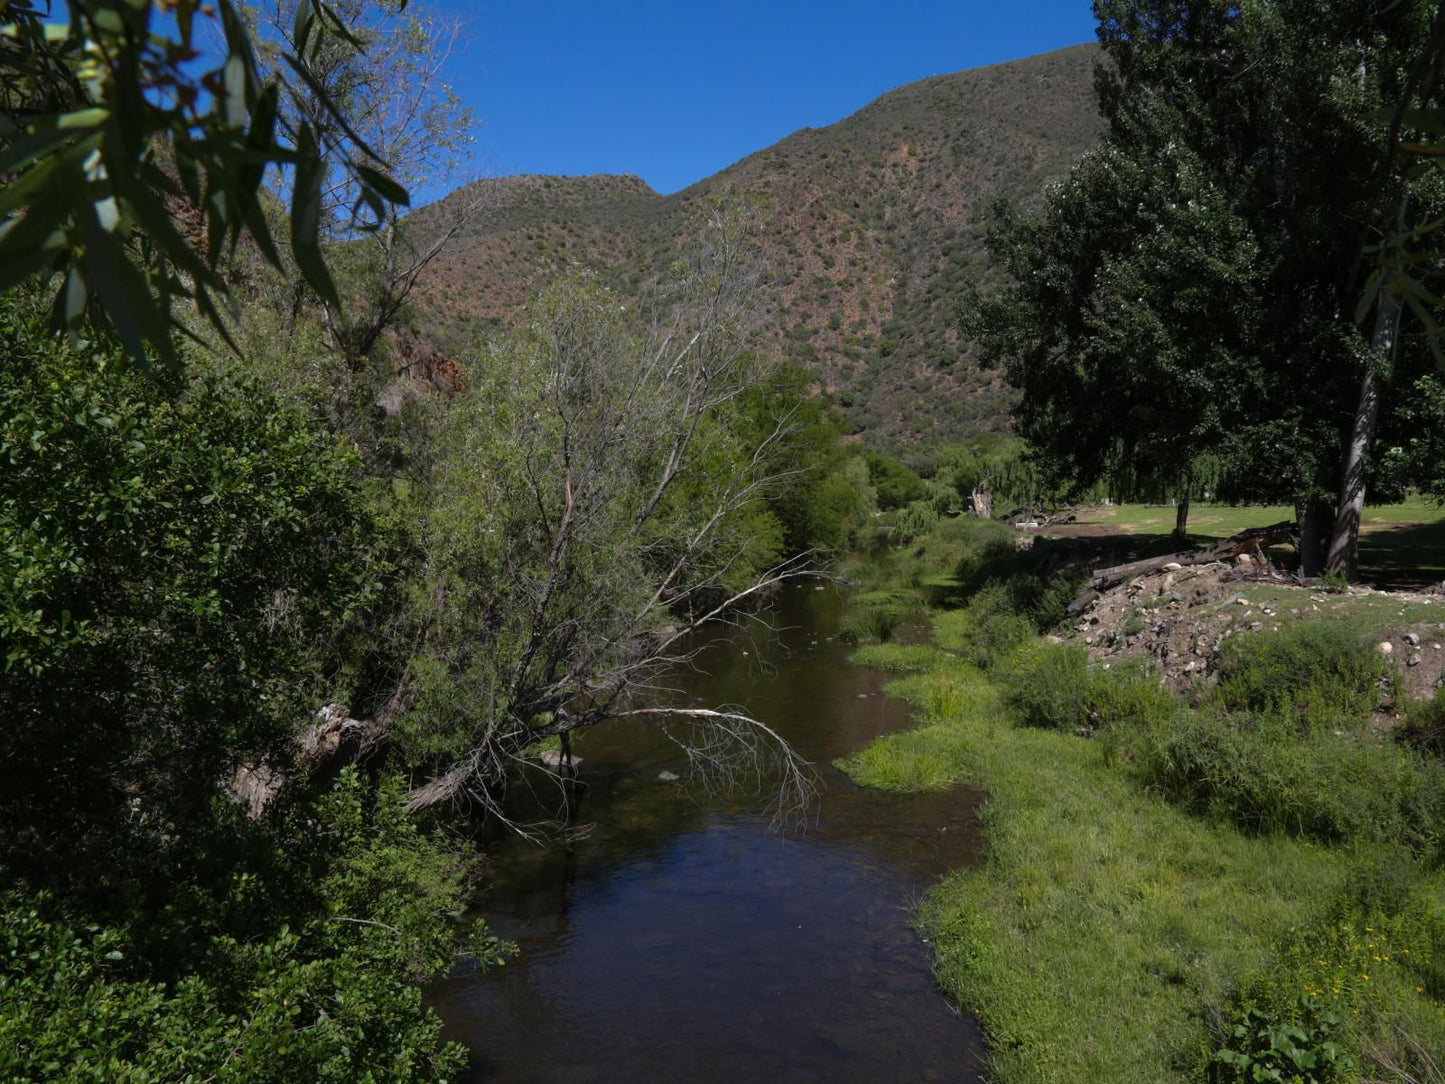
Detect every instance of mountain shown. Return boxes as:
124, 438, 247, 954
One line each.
410, 43, 1104, 448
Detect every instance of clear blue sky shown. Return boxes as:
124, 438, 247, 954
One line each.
434, 1, 1099, 196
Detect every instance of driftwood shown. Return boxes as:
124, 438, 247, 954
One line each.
1065, 520, 1295, 617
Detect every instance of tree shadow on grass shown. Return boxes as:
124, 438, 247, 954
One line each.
1034, 518, 1444, 592
1358, 519, 1445, 590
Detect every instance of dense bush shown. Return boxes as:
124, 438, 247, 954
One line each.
894, 498, 941, 542
997, 643, 1177, 733
1215, 622, 1393, 727
932, 583, 1036, 669
1114, 709, 1445, 855
865, 450, 927, 510
951, 525, 1022, 596
0, 772, 508, 1082
0, 301, 493, 1078
996, 640, 1092, 728
0, 303, 378, 890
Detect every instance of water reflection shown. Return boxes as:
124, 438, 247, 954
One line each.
429, 586, 987, 1083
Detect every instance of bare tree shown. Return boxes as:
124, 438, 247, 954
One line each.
393, 207, 821, 829
248, 0, 487, 363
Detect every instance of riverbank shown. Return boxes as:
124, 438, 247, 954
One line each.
836, 518, 1445, 1083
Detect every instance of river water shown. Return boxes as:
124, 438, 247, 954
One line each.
428, 585, 987, 1082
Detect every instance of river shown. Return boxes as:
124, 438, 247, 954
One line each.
428, 585, 987, 1082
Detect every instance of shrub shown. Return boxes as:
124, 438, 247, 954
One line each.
894, 498, 941, 542
953, 530, 1023, 596
1210, 998, 1353, 1083
1215, 622, 1392, 728
0, 772, 509, 1082
1124, 710, 1445, 854
998, 647, 1178, 734
934, 583, 1036, 669
1089, 664, 1179, 734
996, 640, 1091, 729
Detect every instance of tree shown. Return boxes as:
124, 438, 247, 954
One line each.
0, 292, 375, 882
0, 292, 498, 1079
968, 132, 1265, 542
0, 0, 412, 365
1325, 0, 1445, 575
970, 0, 1445, 570
245, 0, 486, 365
374, 214, 818, 826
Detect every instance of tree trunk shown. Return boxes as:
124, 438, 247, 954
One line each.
1325, 290, 1399, 580
1297, 496, 1334, 577
1173, 491, 1191, 546
1326, 185, 1408, 580
971, 479, 992, 520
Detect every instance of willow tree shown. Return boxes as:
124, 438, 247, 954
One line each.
0, 0, 412, 365
370, 214, 820, 828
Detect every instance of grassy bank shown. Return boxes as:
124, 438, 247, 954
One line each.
835, 519, 1445, 1083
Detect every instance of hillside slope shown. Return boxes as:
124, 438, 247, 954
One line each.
411, 43, 1103, 447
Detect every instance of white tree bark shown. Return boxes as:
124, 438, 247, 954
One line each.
1326, 265, 1401, 579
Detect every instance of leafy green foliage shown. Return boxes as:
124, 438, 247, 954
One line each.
840, 514, 1445, 1081
393, 264, 822, 803
995, 640, 1091, 729
732, 362, 871, 553
1210, 866, 1445, 1084
1211, 999, 1353, 1084
0, 297, 490, 1078
1111, 707, 1445, 855
1401, 687, 1445, 759
0, 0, 411, 364
932, 584, 1036, 670
996, 642, 1177, 735
0, 296, 378, 886
0, 772, 505, 1082
866, 450, 926, 510
968, 0, 1445, 526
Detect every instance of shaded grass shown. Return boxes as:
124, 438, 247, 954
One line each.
838, 662, 1353, 1083
1058, 501, 1445, 585
1069, 503, 1295, 538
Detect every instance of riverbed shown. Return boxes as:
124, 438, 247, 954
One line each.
428, 585, 987, 1082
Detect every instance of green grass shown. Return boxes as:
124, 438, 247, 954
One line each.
838, 509, 1445, 1081
1069, 503, 1296, 537
1188, 581, 1445, 637
848, 643, 959, 672
1065, 501, 1445, 582
838, 661, 1353, 1082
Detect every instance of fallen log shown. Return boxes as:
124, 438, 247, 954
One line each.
1065, 520, 1295, 618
